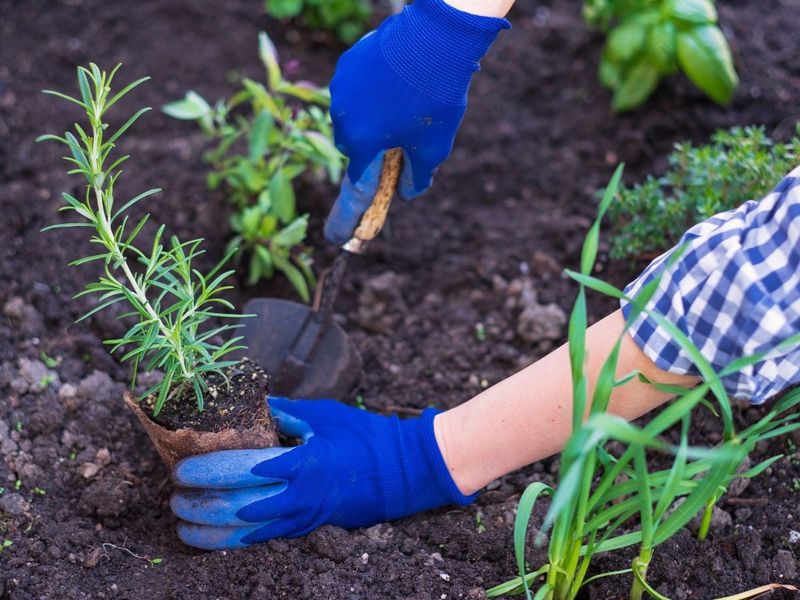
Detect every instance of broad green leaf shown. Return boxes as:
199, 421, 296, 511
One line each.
606, 19, 646, 63
162, 91, 212, 121
612, 60, 661, 112
255, 245, 274, 279
272, 216, 308, 247
270, 171, 296, 224
272, 252, 310, 302
667, 0, 717, 24
249, 110, 275, 162
247, 252, 264, 285
259, 214, 278, 238
598, 51, 621, 90
676, 25, 738, 105
648, 21, 677, 74
278, 81, 329, 105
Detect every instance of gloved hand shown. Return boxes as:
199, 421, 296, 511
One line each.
324, 0, 510, 244
171, 397, 475, 550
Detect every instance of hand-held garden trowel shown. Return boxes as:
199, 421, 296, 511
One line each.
233, 148, 404, 398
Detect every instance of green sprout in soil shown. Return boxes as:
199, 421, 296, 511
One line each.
14, 480, 21, 490
14, 421, 22, 432
0, 540, 12, 552
39, 351, 59, 368
164, 32, 343, 302
38, 374, 56, 388
38, 64, 247, 416
487, 166, 800, 600
0, 487, 5, 495
32, 487, 46, 497
475, 322, 487, 342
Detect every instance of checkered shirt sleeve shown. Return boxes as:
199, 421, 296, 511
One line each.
621, 165, 800, 405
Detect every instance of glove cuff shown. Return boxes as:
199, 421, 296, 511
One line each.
379, 0, 510, 105
378, 407, 477, 522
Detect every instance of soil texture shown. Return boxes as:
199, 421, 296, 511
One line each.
1, 0, 800, 598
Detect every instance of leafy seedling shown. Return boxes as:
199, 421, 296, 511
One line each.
39, 64, 247, 416
164, 32, 343, 302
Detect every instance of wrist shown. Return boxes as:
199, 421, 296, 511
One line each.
377, 409, 476, 521
442, 0, 515, 18
379, 0, 510, 105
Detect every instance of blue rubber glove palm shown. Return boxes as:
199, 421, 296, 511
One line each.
324, 0, 510, 244
171, 397, 475, 550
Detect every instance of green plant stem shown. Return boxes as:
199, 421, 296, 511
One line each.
697, 495, 716, 541
629, 546, 653, 600
86, 127, 192, 386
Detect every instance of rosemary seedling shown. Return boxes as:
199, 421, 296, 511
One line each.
38, 64, 246, 416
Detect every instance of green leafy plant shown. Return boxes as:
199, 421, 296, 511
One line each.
584, 0, 738, 111
38, 64, 246, 416
609, 125, 800, 260
487, 166, 800, 599
164, 33, 344, 302
265, 0, 372, 43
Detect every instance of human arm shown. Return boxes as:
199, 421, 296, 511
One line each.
169, 312, 698, 549
434, 310, 700, 495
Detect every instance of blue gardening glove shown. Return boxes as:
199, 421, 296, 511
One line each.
324, 0, 510, 244
171, 397, 475, 550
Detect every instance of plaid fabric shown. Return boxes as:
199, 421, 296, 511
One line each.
621, 165, 800, 405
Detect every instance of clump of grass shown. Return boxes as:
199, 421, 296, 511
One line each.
38, 64, 246, 416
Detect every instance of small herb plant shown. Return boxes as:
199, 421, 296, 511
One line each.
39, 64, 245, 416
609, 125, 800, 260
265, 0, 372, 43
487, 167, 800, 599
584, 0, 738, 112
164, 33, 344, 302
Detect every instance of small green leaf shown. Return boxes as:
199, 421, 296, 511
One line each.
249, 110, 274, 162
258, 31, 283, 91
162, 91, 212, 121
676, 25, 738, 105
599, 50, 621, 89
272, 252, 310, 302
272, 216, 308, 247
648, 21, 677, 74
265, 0, 304, 19
612, 60, 662, 112
606, 19, 647, 64
255, 245, 274, 278
667, 0, 717, 24
269, 171, 296, 224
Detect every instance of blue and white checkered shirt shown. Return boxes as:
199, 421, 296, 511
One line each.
622, 165, 800, 405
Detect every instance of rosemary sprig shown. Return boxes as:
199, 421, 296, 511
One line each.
38, 63, 247, 415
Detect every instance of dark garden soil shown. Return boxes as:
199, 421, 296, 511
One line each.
1, 0, 800, 598
149, 359, 271, 434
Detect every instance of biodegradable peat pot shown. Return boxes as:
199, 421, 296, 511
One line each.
124, 359, 279, 469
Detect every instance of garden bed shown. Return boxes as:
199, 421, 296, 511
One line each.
1, 0, 799, 597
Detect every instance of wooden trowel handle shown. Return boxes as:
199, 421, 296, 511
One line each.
345, 148, 404, 253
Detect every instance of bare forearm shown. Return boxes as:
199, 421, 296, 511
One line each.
434, 310, 701, 495
443, 0, 515, 17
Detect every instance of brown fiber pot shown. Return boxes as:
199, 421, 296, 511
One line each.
123, 391, 279, 470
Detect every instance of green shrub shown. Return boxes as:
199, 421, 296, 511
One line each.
266, 0, 373, 43
164, 33, 344, 302
584, 0, 738, 112
609, 125, 800, 260
39, 65, 245, 415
